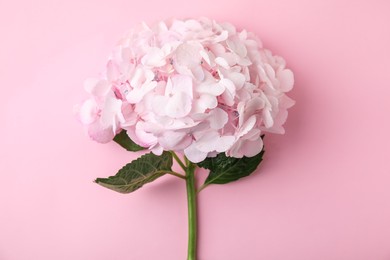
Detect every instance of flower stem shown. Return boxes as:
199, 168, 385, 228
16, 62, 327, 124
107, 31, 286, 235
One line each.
170, 151, 187, 172
185, 161, 197, 260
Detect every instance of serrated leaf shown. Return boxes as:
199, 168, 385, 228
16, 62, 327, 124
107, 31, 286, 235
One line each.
113, 130, 145, 152
197, 150, 264, 186
95, 151, 173, 194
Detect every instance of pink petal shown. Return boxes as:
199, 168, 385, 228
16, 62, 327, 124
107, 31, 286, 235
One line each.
193, 94, 218, 113
263, 109, 274, 128
78, 99, 98, 124
226, 38, 247, 57
220, 78, 236, 106
278, 69, 294, 92
127, 81, 157, 104
135, 122, 158, 147
238, 115, 257, 138
159, 131, 191, 150
241, 138, 264, 157
88, 121, 115, 143
165, 92, 192, 118
152, 95, 169, 116
141, 47, 166, 67
197, 82, 225, 96
208, 108, 228, 129
195, 131, 219, 153
215, 135, 235, 153
215, 57, 230, 69
184, 142, 208, 163
171, 75, 193, 98
228, 72, 246, 89
100, 96, 123, 128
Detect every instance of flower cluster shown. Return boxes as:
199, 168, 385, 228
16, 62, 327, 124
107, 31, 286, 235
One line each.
77, 18, 295, 163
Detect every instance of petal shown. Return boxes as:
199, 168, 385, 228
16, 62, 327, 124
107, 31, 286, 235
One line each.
279, 94, 295, 109
263, 109, 274, 128
135, 122, 158, 147
196, 82, 225, 96
191, 65, 205, 82
220, 78, 236, 106
78, 99, 98, 124
88, 121, 115, 143
278, 69, 294, 92
195, 131, 220, 153
174, 43, 202, 68
238, 115, 257, 137
141, 47, 166, 67
127, 81, 157, 104
215, 135, 235, 153
165, 92, 192, 118
226, 38, 247, 57
192, 94, 218, 113
158, 131, 186, 149
208, 108, 228, 129
171, 75, 193, 98
184, 142, 208, 163
152, 95, 169, 116
227, 72, 246, 89
215, 57, 230, 69
159, 131, 191, 150
101, 96, 123, 128
241, 138, 264, 157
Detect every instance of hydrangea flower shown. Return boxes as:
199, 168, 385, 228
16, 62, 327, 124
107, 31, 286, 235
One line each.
77, 18, 295, 163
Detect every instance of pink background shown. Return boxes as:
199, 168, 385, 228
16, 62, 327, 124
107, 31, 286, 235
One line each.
1, 0, 390, 259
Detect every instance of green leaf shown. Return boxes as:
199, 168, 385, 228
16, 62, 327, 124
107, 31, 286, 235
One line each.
95, 151, 173, 194
197, 150, 265, 186
113, 130, 145, 152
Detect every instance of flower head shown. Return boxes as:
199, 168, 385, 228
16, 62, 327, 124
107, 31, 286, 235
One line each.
77, 18, 295, 163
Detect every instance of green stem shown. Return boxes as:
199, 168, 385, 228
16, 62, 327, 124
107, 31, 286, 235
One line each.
170, 151, 187, 172
185, 161, 198, 260
159, 170, 186, 180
